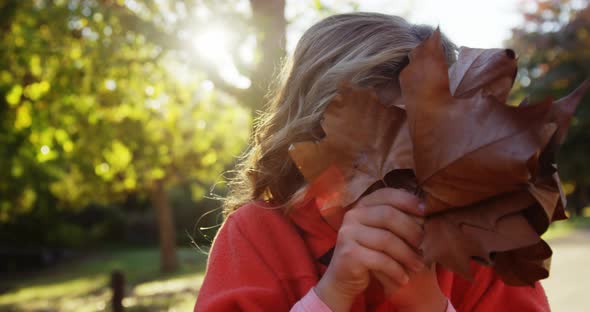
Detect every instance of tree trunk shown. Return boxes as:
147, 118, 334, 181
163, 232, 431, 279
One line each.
110, 270, 125, 312
150, 179, 178, 272
576, 184, 589, 217
248, 0, 287, 112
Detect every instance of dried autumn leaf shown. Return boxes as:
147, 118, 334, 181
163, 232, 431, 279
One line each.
551, 80, 590, 144
494, 241, 553, 286
289, 84, 411, 210
399, 30, 588, 284
399, 30, 558, 214
449, 47, 517, 101
421, 191, 540, 278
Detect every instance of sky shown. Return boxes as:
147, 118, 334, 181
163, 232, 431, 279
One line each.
184, 0, 530, 89
362, 0, 524, 49
286, 0, 525, 50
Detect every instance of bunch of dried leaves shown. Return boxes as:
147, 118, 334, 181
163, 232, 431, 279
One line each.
289, 30, 590, 286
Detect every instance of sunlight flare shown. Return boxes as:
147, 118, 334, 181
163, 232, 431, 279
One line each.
189, 26, 251, 89
192, 27, 231, 62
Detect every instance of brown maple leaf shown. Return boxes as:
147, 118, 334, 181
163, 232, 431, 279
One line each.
289, 84, 411, 210
399, 30, 589, 284
494, 240, 553, 286
399, 31, 558, 214
421, 191, 540, 278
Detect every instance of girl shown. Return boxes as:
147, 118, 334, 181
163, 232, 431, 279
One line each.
195, 13, 551, 312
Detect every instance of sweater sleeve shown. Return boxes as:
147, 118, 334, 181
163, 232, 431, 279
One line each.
289, 289, 457, 312
452, 264, 550, 312
447, 299, 457, 312
194, 215, 292, 311
290, 288, 332, 312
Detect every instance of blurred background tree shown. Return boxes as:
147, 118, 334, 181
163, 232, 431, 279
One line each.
0, 0, 357, 274
0, 0, 272, 273
508, 0, 590, 216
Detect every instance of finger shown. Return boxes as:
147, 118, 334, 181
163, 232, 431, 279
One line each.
359, 246, 410, 286
355, 205, 424, 248
355, 225, 425, 273
359, 188, 424, 217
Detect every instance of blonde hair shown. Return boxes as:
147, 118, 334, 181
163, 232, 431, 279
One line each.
224, 12, 457, 215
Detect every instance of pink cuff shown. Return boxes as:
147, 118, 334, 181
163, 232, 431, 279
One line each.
290, 288, 332, 312
446, 299, 457, 312
290, 288, 456, 312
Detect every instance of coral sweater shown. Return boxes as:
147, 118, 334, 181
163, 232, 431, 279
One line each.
195, 201, 550, 311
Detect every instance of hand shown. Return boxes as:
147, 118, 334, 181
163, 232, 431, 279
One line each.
314, 188, 426, 312
387, 264, 448, 312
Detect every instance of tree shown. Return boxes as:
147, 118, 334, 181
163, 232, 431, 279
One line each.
507, 0, 590, 215
0, 1, 253, 272
0, 0, 367, 271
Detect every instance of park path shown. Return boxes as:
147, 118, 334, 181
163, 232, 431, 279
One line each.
542, 230, 590, 312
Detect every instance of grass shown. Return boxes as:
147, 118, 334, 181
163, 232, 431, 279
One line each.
2, 217, 587, 312
542, 216, 590, 240
0, 246, 209, 312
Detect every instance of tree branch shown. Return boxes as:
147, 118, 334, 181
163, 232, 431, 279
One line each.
101, 0, 250, 99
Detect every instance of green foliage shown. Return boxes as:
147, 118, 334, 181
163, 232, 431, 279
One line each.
0, 1, 250, 222
508, 0, 590, 213
0, 202, 126, 253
